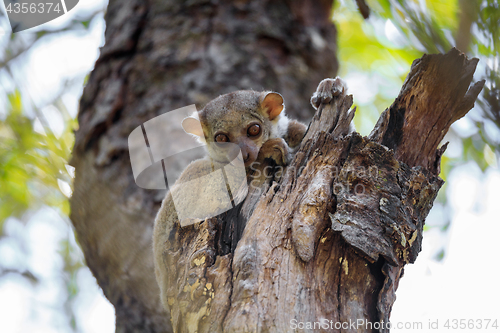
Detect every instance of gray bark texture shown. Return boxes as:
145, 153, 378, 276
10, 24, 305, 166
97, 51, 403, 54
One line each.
69, 0, 484, 331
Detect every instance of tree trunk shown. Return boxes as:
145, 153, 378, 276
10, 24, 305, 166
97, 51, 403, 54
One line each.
70, 1, 338, 332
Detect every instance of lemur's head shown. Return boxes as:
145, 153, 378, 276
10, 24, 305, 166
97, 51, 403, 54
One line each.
182, 90, 289, 167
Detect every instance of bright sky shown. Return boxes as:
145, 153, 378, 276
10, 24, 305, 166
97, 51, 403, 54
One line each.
0, 1, 498, 332
392, 164, 500, 332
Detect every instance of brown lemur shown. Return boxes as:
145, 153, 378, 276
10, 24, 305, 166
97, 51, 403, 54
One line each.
153, 77, 347, 313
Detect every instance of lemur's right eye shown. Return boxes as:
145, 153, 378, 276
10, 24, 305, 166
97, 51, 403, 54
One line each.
215, 134, 229, 143
247, 124, 261, 137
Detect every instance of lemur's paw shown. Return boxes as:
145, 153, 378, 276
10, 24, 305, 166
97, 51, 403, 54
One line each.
310, 77, 348, 109
258, 138, 290, 166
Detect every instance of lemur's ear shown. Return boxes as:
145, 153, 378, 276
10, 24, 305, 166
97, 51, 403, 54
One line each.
182, 114, 204, 138
261, 92, 284, 121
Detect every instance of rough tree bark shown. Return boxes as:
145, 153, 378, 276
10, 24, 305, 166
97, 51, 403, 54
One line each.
70, 1, 338, 332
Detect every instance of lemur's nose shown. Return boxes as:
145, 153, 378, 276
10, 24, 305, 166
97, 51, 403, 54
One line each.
241, 150, 250, 162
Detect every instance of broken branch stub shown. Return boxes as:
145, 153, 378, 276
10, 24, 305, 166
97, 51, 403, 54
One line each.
369, 47, 485, 173
163, 49, 483, 332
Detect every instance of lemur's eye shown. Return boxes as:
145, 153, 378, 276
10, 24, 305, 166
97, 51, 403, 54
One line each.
247, 124, 261, 137
215, 133, 229, 143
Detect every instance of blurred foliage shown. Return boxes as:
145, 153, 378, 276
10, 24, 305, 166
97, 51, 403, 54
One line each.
60, 237, 85, 330
0, 84, 81, 331
335, 0, 499, 180
0, 90, 75, 230
0, 7, 104, 332
0, 9, 102, 234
